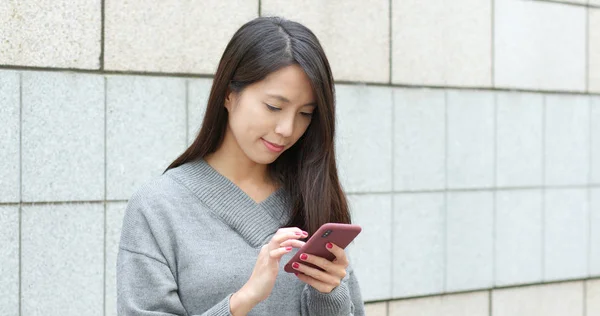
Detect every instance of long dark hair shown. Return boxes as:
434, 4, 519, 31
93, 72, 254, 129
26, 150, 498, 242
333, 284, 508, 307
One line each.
164, 16, 351, 235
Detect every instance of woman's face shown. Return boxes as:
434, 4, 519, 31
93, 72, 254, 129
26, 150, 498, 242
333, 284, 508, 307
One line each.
225, 64, 316, 165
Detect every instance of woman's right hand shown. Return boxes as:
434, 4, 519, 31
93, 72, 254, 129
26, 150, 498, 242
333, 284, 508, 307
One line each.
230, 227, 307, 314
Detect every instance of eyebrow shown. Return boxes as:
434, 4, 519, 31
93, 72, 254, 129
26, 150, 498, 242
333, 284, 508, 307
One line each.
266, 94, 316, 107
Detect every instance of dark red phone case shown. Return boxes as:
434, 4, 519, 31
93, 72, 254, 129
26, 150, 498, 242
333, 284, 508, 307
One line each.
284, 223, 362, 274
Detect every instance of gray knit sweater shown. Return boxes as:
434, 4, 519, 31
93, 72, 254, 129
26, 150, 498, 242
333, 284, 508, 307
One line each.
116, 158, 365, 315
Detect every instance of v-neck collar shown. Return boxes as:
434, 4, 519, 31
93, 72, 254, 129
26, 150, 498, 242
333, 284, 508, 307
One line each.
166, 158, 291, 247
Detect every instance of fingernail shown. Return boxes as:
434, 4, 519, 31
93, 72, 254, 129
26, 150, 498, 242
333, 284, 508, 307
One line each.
302, 231, 308, 235
285, 246, 293, 251
295, 232, 302, 236
300, 253, 308, 260
292, 262, 300, 269
326, 242, 333, 249
294, 272, 299, 276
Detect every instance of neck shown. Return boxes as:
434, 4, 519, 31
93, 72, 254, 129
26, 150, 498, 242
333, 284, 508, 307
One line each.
205, 127, 271, 187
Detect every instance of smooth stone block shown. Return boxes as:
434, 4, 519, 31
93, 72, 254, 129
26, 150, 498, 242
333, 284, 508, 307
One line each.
336, 84, 393, 193
393, 193, 445, 298
348, 194, 392, 301
104, 0, 256, 73
21, 71, 105, 202
544, 94, 590, 186
106, 75, 187, 200
496, 92, 544, 187
446, 191, 494, 292
187, 79, 212, 146
389, 291, 489, 316
543, 188, 589, 281
592, 97, 600, 184
589, 9, 600, 93
393, 88, 445, 191
588, 279, 600, 315
591, 188, 600, 277
0, 206, 19, 316
392, 0, 492, 87
21, 203, 104, 316
446, 90, 495, 189
0, 0, 101, 69
0, 71, 20, 203
495, 189, 543, 286
105, 202, 127, 316
492, 281, 584, 316
494, 0, 586, 91
262, 0, 390, 83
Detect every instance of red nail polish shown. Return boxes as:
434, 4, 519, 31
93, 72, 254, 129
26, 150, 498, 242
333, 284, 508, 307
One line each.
300, 253, 308, 260
326, 242, 333, 249
294, 272, 299, 276
292, 262, 300, 269
285, 246, 292, 251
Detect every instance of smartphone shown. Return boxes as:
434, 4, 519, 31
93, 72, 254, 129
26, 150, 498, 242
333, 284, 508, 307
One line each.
284, 223, 362, 274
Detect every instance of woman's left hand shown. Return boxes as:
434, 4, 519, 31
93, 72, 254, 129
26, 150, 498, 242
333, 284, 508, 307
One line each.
291, 242, 348, 293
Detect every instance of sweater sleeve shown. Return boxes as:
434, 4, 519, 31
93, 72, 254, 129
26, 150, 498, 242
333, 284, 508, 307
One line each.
116, 188, 234, 316
299, 264, 366, 316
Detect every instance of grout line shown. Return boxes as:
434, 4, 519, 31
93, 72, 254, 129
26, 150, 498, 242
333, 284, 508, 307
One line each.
185, 80, 189, 145
258, 0, 261, 17
390, 86, 395, 298
488, 289, 493, 316
583, 280, 588, 316
2, 183, 599, 207
587, 7, 590, 93
100, 0, 105, 70
1, 64, 599, 96
388, 0, 392, 84
103, 75, 107, 316
527, 0, 600, 8
541, 95, 547, 280
491, 0, 495, 88
588, 96, 593, 279
363, 275, 600, 304
492, 92, 498, 288
18, 71, 22, 316
443, 90, 448, 292
386, 301, 389, 316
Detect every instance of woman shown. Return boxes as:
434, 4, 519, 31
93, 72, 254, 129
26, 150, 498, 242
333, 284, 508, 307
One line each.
117, 16, 365, 316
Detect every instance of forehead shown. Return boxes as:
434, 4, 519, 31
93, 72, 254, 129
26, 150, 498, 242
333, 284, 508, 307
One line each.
258, 64, 315, 104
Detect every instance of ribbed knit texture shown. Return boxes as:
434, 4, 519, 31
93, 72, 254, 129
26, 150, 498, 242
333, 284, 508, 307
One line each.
116, 158, 365, 315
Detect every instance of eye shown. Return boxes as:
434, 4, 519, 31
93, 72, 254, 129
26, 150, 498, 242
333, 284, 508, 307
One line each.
300, 112, 313, 117
265, 103, 281, 112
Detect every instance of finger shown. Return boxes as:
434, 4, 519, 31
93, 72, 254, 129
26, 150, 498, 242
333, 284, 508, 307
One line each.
326, 242, 349, 267
294, 272, 337, 294
291, 262, 340, 286
269, 246, 294, 259
296, 253, 346, 278
279, 239, 306, 249
270, 229, 308, 245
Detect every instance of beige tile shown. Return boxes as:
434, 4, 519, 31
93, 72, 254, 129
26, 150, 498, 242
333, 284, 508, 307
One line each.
589, 9, 600, 93
389, 291, 488, 316
105, 0, 257, 73
262, 0, 389, 83
364, 302, 387, 316
392, 0, 492, 87
495, 0, 586, 92
492, 281, 584, 316
0, 0, 101, 68
588, 279, 600, 315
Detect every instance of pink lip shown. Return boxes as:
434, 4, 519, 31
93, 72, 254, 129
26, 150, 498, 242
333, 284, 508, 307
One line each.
261, 138, 284, 153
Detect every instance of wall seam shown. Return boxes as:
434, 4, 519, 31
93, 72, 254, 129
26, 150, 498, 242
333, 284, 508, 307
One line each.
389, 0, 393, 84
100, 0, 105, 70
541, 95, 547, 281
18, 71, 22, 316
390, 87, 395, 299
492, 92, 498, 290
443, 90, 448, 292
491, 0, 495, 87
586, 6, 590, 93
103, 75, 107, 316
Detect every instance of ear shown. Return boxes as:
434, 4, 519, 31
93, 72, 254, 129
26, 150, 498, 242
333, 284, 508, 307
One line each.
224, 89, 235, 112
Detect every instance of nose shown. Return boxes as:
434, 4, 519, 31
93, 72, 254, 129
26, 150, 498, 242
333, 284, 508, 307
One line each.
274, 114, 295, 138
